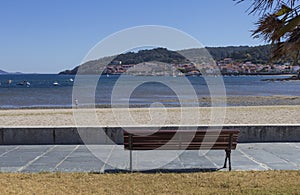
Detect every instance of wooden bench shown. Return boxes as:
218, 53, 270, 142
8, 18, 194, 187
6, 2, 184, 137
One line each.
124, 129, 239, 171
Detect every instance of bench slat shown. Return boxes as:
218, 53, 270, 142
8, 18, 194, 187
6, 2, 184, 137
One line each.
124, 129, 240, 134
124, 136, 238, 142
125, 146, 237, 150
124, 142, 237, 145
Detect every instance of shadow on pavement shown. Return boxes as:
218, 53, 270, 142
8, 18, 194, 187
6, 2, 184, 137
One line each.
101, 167, 223, 174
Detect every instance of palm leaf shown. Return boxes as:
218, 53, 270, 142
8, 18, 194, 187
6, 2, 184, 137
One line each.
275, 4, 292, 16
277, 15, 300, 37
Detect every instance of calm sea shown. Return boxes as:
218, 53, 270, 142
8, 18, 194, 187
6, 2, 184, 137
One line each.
0, 74, 299, 108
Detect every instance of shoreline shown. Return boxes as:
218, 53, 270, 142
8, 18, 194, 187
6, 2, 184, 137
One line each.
1, 95, 300, 109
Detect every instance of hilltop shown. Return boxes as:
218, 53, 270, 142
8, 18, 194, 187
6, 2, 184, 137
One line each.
59, 45, 272, 75
59, 48, 189, 75
0, 69, 8, 74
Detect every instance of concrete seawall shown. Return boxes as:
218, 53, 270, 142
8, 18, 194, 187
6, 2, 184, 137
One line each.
0, 125, 299, 145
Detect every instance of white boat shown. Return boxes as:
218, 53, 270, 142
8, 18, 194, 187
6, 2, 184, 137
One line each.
69, 78, 74, 82
53, 81, 59, 86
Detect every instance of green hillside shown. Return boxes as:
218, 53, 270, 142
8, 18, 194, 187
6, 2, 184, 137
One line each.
207, 45, 271, 64
59, 45, 272, 75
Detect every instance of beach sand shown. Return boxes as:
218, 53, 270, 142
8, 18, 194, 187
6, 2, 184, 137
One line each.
0, 105, 299, 126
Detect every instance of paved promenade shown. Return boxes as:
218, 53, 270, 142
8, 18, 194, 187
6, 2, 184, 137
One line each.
0, 143, 300, 172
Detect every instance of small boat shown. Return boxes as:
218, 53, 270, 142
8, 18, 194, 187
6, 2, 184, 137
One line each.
17, 81, 30, 86
53, 81, 59, 86
69, 78, 74, 82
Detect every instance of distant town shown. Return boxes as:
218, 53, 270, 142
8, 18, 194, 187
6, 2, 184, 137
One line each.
103, 58, 300, 76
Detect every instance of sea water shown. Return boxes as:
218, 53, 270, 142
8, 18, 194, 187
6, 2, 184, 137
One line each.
0, 74, 299, 108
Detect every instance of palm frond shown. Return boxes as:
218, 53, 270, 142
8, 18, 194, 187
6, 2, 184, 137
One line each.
238, 0, 300, 64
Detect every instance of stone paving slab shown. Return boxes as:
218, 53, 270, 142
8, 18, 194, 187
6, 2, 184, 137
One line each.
0, 143, 300, 173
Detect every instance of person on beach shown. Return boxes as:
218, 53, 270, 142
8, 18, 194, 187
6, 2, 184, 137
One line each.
74, 98, 78, 108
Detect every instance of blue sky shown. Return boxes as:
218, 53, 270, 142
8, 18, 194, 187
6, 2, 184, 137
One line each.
0, 0, 263, 73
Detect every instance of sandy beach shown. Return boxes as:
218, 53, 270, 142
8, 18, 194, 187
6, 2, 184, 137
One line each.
0, 95, 299, 126
0, 105, 299, 127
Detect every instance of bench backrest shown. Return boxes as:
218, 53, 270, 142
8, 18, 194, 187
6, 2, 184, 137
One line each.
124, 129, 239, 150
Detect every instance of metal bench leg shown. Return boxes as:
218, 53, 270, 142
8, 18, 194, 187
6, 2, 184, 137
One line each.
228, 150, 232, 171
223, 149, 232, 171
129, 134, 133, 172
223, 149, 228, 168
224, 134, 233, 171
130, 149, 133, 172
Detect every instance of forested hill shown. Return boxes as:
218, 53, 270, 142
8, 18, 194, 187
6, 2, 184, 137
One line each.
0, 69, 7, 74
206, 45, 271, 64
59, 45, 271, 74
110, 47, 189, 64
